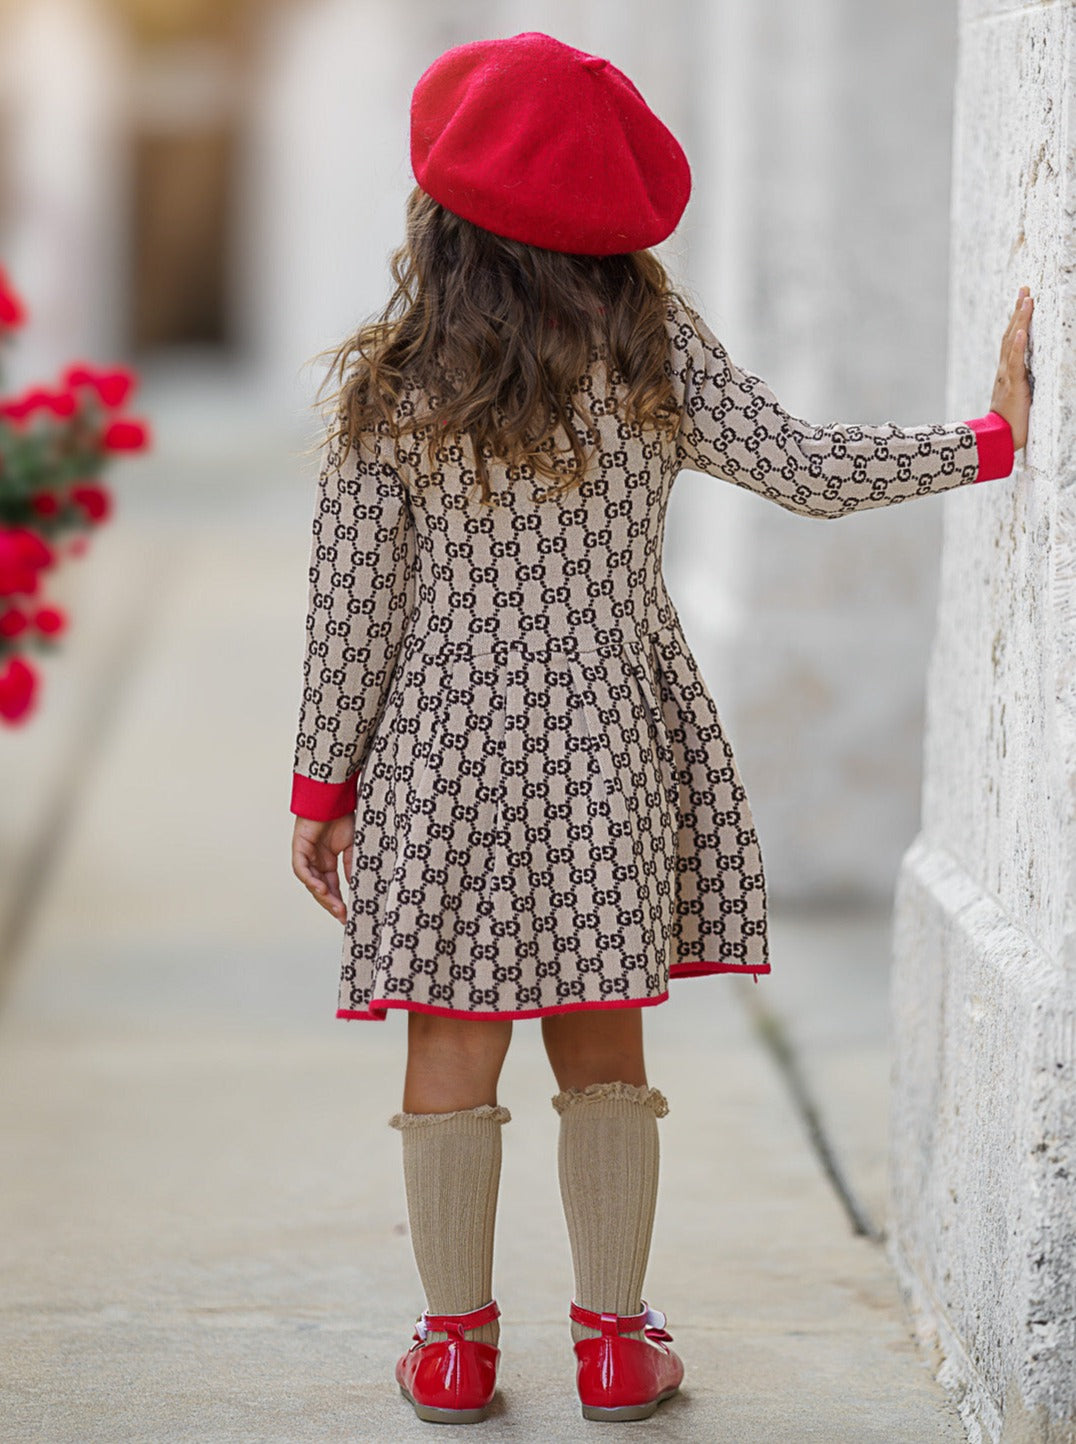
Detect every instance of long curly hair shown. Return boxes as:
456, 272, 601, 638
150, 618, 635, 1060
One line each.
306, 185, 685, 505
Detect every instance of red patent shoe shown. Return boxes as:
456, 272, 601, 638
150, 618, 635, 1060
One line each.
396, 1299, 501, 1425
569, 1299, 684, 1422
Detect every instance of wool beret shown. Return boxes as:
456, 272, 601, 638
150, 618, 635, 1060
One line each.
410, 31, 691, 256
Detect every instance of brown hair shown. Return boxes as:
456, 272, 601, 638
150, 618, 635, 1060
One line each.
306, 185, 685, 505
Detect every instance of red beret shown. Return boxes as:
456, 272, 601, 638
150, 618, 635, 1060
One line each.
410, 31, 691, 256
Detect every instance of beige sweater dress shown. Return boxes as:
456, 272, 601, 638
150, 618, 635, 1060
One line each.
289, 292, 1015, 1022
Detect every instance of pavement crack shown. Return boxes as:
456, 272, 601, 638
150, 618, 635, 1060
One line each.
735, 977, 884, 1243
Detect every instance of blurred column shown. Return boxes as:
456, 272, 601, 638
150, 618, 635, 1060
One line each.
672, 0, 961, 904
0, 0, 128, 388
239, 0, 500, 434
888, 2, 1075, 1437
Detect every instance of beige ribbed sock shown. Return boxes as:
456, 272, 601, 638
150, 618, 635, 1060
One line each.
552, 1081, 669, 1344
388, 1102, 511, 1348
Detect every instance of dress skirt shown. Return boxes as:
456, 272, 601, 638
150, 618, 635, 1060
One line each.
337, 616, 769, 1020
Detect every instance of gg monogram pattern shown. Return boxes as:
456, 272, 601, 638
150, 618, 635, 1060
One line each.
291, 292, 997, 1022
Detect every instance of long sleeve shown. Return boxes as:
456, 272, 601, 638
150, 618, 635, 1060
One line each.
667, 296, 1015, 518
290, 421, 416, 821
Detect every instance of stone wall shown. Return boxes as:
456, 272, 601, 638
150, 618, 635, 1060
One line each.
888, 3, 1076, 1439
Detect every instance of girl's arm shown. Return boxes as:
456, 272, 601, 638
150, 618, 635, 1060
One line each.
668, 296, 1017, 518
289, 423, 415, 822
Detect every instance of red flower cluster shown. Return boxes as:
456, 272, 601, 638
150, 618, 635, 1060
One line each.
0, 264, 153, 724
0, 370, 149, 450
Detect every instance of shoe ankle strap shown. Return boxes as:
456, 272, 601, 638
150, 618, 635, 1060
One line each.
416, 1299, 500, 1342
569, 1299, 669, 1338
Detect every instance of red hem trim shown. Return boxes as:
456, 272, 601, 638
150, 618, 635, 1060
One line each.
335, 962, 772, 1021
336, 992, 670, 1022
290, 771, 357, 821
965, 412, 1015, 482
669, 960, 770, 978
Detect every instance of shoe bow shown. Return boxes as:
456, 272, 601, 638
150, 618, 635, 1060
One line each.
641, 1303, 674, 1345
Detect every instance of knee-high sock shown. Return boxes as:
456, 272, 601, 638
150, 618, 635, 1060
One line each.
552, 1081, 669, 1344
389, 1103, 511, 1348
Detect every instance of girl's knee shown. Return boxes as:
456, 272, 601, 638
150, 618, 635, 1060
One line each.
403, 1013, 512, 1112
542, 1007, 643, 1048
408, 1011, 512, 1065
541, 1008, 646, 1090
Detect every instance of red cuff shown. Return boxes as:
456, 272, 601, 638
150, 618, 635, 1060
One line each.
965, 411, 1015, 482
290, 771, 357, 820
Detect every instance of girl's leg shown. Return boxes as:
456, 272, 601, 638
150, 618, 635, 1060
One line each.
541, 1006, 668, 1344
402, 1011, 512, 1112
540, 1005, 646, 1091
390, 1013, 514, 1348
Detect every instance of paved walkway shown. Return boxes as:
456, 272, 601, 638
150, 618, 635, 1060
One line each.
0, 422, 966, 1440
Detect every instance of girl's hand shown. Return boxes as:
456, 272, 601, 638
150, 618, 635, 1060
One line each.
291, 814, 355, 924
990, 287, 1034, 451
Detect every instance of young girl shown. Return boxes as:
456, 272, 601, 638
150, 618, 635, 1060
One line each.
288, 31, 1032, 1427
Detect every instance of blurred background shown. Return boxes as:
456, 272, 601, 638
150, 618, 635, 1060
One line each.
0, 1, 1000, 1438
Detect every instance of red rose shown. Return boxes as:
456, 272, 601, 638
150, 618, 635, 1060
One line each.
0, 268, 27, 329
18, 387, 61, 420
44, 388, 77, 418
100, 418, 150, 451
0, 606, 28, 638
62, 364, 136, 410
0, 533, 35, 594
29, 490, 60, 517
70, 483, 111, 523
0, 528, 54, 595
0, 386, 75, 422
0, 654, 37, 723
0, 568, 37, 597
98, 370, 137, 408
0, 395, 32, 424
32, 605, 66, 636
11, 527, 53, 568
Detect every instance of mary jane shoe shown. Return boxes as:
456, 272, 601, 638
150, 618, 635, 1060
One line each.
569, 1299, 684, 1422
395, 1298, 501, 1425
